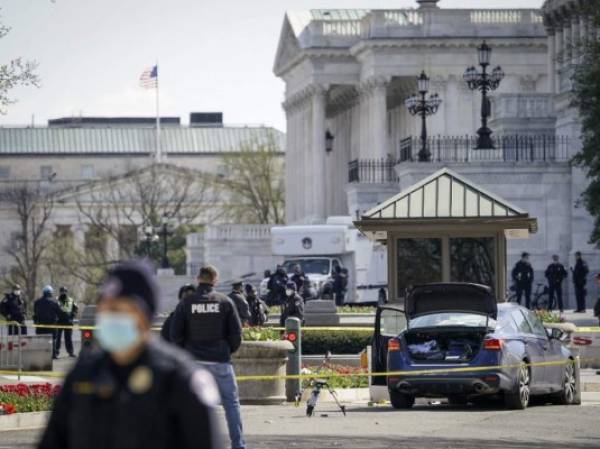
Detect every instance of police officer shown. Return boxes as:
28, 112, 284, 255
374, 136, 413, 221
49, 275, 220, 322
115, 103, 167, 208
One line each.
545, 255, 568, 312
280, 281, 304, 327
270, 266, 288, 306
33, 286, 61, 359
290, 264, 306, 297
38, 261, 222, 449
160, 284, 196, 343
228, 281, 250, 326
572, 251, 589, 313
0, 284, 27, 335
55, 287, 79, 358
171, 265, 245, 449
332, 266, 348, 306
244, 283, 268, 326
511, 252, 534, 309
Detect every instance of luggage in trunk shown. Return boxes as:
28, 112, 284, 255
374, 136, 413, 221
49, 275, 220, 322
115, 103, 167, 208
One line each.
405, 329, 486, 363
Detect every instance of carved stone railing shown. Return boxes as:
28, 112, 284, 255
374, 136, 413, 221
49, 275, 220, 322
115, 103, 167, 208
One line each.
305, 8, 545, 45
491, 93, 556, 120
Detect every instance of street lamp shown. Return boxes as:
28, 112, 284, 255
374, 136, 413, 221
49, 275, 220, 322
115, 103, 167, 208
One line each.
404, 71, 442, 162
464, 41, 505, 149
325, 129, 334, 153
140, 226, 159, 258
156, 215, 174, 269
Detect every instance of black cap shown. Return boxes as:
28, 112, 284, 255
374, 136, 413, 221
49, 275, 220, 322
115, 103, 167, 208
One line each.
244, 283, 255, 295
59, 286, 68, 294
231, 279, 244, 288
521, 252, 529, 258
286, 281, 297, 291
100, 261, 158, 320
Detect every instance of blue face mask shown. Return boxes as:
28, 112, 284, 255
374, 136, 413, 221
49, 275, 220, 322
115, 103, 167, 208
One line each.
95, 313, 141, 354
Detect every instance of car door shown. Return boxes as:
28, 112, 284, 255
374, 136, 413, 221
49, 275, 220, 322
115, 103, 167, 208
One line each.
372, 305, 406, 387
521, 310, 553, 391
524, 310, 563, 390
512, 310, 547, 392
543, 328, 567, 390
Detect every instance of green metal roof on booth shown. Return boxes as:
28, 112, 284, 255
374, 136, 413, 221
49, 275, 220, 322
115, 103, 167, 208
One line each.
356, 167, 538, 239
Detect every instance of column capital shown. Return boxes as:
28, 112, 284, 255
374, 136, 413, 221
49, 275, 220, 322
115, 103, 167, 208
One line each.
358, 75, 391, 96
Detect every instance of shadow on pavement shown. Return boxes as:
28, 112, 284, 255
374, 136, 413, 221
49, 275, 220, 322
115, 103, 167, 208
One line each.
247, 435, 599, 449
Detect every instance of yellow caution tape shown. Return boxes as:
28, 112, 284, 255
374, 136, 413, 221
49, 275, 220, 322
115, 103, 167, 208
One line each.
1, 357, 598, 383
574, 327, 600, 333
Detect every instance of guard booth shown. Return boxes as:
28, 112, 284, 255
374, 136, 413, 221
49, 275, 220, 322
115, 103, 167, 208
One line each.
354, 168, 538, 302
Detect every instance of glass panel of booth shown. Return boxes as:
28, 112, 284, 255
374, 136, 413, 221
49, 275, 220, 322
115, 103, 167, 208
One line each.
396, 238, 442, 297
449, 237, 496, 292
380, 308, 407, 337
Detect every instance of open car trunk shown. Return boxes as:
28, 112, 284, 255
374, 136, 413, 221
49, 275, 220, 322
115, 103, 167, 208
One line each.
404, 328, 488, 363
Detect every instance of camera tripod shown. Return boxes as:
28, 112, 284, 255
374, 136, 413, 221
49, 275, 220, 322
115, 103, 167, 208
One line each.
302, 353, 347, 417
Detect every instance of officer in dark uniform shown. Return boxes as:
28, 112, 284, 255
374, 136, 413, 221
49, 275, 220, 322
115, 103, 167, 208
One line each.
572, 251, 589, 312
332, 266, 348, 306
290, 264, 306, 297
270, 266, 288, 306
228, 281, 250, 326
280, 281, 304, 327
55, 287, 79, 358
160, 284, 196, 343
33, 286, 61, 359
171, 265, 245, 449
511, 252, 534, 309
0, 284, 27, 335
544, 255, 568, 312
244, 283, 268, 326
38, 261, 222, 449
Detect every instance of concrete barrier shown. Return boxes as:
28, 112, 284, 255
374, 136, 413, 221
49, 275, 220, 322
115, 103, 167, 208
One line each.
569, 328, 600, 369
304, 300, 340, 326
232, 340, 293, 405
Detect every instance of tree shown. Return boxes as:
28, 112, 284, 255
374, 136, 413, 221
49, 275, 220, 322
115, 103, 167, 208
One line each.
0, 183, 54, 305
218, 131, 285, 224
572, 4, 600, 246
0, 10, 39, 113
63, 163, 219, 278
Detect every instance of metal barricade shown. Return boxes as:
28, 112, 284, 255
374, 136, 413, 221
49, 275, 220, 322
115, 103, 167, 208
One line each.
0, 321, 24, 380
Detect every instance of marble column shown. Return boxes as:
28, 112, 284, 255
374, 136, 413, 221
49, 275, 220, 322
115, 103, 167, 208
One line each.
554, 27, 563, 94
311, 85, 327, 221
571, 16, 579, 65
547, 28, 556, 93
369, 77, 390, 160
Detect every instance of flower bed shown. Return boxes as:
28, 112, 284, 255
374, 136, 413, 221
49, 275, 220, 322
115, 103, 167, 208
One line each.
535, 310, 566, 324
0, 384, 60, 415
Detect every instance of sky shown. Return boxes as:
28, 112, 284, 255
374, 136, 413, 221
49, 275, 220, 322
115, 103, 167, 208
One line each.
1, 0, 544, 131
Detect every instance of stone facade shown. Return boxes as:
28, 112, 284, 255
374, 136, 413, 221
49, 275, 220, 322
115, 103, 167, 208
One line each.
274, 0, 600, 306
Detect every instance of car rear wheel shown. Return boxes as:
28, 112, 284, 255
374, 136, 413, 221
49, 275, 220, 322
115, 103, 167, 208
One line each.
389, 390, 415, 409
505, 363, 530, 410
553, 360, 577, 405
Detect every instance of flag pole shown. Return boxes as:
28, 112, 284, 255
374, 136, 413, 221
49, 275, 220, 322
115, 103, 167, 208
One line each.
155, 62, 161, 163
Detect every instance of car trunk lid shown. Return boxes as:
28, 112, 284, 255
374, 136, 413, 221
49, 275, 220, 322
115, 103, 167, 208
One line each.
405, 283, 498, 321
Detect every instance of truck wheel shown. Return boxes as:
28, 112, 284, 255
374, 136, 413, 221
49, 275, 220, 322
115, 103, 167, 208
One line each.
505, 363, 530, 410
377, 289, 387, 306
389, 390, 415, 409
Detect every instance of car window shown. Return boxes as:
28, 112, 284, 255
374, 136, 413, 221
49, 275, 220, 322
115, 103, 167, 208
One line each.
283, 259, 330, 275
523, 310, 548, 339
496, 310, 519, 334
379, 309, 407, 337
409, 313, 493, 329
512, 310, 533, 334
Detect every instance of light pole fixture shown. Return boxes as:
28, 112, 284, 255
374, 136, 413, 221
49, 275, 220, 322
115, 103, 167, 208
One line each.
141, 225, 159, 258
325, 129, 334, 153
464, 41, 505, 149
404, 71, 442, 162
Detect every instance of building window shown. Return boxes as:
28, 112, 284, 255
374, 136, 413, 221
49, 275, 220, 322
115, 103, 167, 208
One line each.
118, 225, 138, 259
84, 225, 107, 258
216, 164, 229, 178
0, 166, 10, 179
396, 238, 442, 297
40, 165, 54, 181
81, 165, 95, 180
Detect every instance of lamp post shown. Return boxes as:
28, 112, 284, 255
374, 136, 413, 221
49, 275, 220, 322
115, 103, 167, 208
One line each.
404, 71, 442, 162
141, 226, 159, 258
156, 216, 174, 269
463, 41, 505, 149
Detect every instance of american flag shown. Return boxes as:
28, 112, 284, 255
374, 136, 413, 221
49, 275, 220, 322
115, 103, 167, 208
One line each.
139, 65, 158, 88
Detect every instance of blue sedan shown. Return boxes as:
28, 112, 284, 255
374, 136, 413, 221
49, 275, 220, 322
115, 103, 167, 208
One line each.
373, 283, 579, 410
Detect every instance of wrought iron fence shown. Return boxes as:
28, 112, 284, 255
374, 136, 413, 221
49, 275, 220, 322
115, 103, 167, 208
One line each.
398, 135, 571, 163
348, 135, 571, 184
348, 158, 399, 184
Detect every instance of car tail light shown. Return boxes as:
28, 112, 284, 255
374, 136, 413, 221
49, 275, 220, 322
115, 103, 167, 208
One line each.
483, 338, 503, 351
388, 338, 401, 352
83, 331, 93, 340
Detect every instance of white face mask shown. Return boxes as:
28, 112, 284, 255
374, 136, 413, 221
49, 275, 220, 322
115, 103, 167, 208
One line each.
285, 289, 294, 296
14, 290, 21, 296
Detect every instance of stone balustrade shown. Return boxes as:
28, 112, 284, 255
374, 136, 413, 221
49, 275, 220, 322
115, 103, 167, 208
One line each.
491, 93, 556, 120
306, 8, 545, 44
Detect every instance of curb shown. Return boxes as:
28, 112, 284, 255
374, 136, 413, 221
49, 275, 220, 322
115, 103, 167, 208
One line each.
0, 411, 49, 432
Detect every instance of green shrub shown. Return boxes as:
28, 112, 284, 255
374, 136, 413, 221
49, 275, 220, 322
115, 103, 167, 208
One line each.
302, 329, 372, 355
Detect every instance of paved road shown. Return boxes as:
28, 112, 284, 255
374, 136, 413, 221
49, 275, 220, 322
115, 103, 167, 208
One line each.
2, 401, 599, 449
